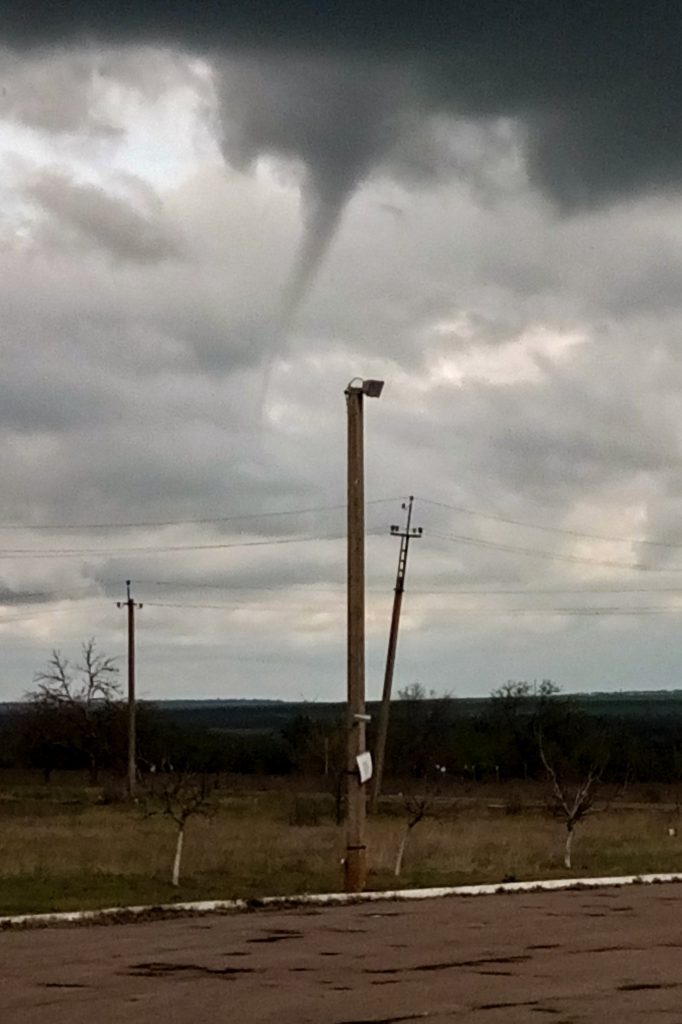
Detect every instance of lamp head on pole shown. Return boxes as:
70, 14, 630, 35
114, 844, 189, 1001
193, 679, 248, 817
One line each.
345, 377, 385, 398
362, 379, 384, 398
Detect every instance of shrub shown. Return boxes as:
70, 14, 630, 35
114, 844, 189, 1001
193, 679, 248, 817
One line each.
287, 794, 331, 826
504, 791, 524, 816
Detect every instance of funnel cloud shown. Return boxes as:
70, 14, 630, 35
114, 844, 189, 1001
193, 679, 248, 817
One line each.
216, 56, 409, 322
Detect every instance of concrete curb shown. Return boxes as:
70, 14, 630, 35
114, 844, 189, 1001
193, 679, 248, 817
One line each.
2, 871, 682, 931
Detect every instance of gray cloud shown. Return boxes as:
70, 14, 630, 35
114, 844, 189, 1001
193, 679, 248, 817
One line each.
0, 585, 55, 606
5, 20, 682, 698
0, 44, 205, 135
24, 169, 179, 262
0, 47, 121, 135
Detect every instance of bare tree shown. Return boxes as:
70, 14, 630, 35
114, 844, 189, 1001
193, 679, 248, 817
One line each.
397, 682, 429, 701
394, 769, 449, 878
539, 737, 605, 870
26, 640, 121, 785
392, 686, 454, 780
142, 770, 217, 886
487, 679, 561, 780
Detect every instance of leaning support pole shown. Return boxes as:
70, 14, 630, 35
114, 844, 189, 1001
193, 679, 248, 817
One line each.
370, 497, 422, 814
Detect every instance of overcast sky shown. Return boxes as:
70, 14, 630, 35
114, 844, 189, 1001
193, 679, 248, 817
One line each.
2, 3, 682, 701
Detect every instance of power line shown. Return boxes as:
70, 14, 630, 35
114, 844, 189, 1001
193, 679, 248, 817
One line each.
142, 599, 280, 610
436, 607, 682, 616
143, 601, 345, 612
419, 496, 682, 550
0, 531, 366, 560
0, 498, 396, 532
407, 585, 682, 595
138, 600, 682, 617
131, 580, 682, 596
3, 595, 682, 624
6, 490, 682, 556
428, 530, 682, 572
133, 579, 348, 593
9, 580, 682, 608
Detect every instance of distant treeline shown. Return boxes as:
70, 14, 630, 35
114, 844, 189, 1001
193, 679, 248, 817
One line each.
2, 685, 682, 786
150, 690, 682, 729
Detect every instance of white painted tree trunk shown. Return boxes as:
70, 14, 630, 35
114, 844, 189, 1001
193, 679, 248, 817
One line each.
564, 827, 574, 870
172, 824, 185, 887
394, 829, 410, 877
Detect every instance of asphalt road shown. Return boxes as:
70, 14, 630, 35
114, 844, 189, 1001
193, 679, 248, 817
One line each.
3, 884, 682, 1022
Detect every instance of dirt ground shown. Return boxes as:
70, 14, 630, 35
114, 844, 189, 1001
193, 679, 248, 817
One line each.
3, 884, 682, 1022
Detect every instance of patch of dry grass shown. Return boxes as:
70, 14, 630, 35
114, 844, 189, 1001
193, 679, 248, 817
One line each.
0, 778, 681, 914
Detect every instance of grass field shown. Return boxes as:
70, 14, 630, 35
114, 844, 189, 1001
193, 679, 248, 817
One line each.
0, 774, 681, 915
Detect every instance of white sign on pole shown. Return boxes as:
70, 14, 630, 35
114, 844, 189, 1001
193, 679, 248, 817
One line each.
356, 751, 373, 784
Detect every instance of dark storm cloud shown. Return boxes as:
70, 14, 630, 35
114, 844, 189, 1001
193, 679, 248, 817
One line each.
4, 3, 682, 327
2, 1, 682, 208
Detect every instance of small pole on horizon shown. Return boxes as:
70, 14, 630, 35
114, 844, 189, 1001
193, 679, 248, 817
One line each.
117, 580, 142, 800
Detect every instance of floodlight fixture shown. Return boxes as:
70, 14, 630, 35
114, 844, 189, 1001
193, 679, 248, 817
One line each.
362, 379, 384, 398
345, 377, 384, 398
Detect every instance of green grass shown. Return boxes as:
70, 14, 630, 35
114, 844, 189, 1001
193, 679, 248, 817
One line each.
1, 776, 681, 915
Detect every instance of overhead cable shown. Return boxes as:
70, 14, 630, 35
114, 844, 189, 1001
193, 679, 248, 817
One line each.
419, 496, 682, 550
428, 530, 682, 572
0, 498, 396, 532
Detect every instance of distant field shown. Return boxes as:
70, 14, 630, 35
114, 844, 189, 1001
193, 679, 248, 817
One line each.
1, 774, 681, 915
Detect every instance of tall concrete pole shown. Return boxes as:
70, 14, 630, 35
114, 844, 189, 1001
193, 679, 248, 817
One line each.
345, 384, 366, 893
344, 377, 383, 893
369, 497, 422, 814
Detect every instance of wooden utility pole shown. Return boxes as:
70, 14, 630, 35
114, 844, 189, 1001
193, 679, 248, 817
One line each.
369, 497, 422, 813
117, 580, 142, 799
345, 377, 383, 893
